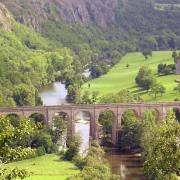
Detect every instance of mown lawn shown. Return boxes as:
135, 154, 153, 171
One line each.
82, 51, 180, 102
5, 154, 79, 180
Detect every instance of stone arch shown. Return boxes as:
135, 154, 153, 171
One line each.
73, 110, 92, 122
3, 111, 23, 117
6, 113, 20, 118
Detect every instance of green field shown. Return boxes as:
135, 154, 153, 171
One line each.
155, 3, 180, 11
5, 154, 79, 180
82, 51, 180, 102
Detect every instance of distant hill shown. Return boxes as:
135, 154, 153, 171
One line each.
0, 0, 180, 60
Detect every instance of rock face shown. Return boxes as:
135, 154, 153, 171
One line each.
0, 0, 118, 29
0, 3, 11, 31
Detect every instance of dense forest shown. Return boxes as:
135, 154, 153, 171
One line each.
0, 0, 180, 106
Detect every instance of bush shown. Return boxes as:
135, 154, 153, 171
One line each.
36, 146, 46, 156
69, 140, 119, 180
157, 64, 175, 75
63, 134, 81, 161
31, 130, 54, 154
73, 155, 87, 170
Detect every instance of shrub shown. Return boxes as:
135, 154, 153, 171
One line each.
73, 155, 87, 170
63, 134, 81, 161
31, 130, 54, 154
36, 146, 46, 156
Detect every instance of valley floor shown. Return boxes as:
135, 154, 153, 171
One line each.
5, 154, 79, 180
82, 51, 180, 102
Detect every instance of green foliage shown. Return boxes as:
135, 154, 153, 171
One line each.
63, 134, 82, 161
135, 66, 156, 90
36, 146, 46, 157
32, 129, 55, 154
119, 110, 141, 149
141, 112, 180, 180
0, 115, 35, 179
69, 140, 119, 180
0, 115, 36, 162
0, 21, 79, 107
142, 48, 152, 59
158, 64, 175, 75
0, 166, 30, 180
98, 111, 113, 145
149, 83, 166, 98
52, 116, 67, 145
174, 82, 180, 93
100, 89, 138, 103
76, 90, 99, 104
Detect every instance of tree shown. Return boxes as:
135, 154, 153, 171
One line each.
69, 140, 119, 180
149, 83, 166, 98
63, 134, 82, 161
0, 115, 36, 162
52, 116, 67, 145
119, 110, 141, 150
157, 64, 175, 75
0, 115, 34, 179
135, 66, 156, 91
142, 112, 180, 180
13, 84, 36, 106
172, 51, 177, 61
174, 82, 180, 93
142, 48, 152, 59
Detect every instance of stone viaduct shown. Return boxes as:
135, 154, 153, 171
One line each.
0, 102, 179, 144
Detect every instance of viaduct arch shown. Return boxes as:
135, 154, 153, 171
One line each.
0, 102, 179, 145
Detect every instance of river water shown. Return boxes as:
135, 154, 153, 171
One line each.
39, 82, 144, 179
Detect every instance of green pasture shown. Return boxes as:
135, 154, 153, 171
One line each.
5, 154, 79, 180
82, 51, 180, 102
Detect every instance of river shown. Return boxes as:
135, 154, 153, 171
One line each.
39, 82, 144, 179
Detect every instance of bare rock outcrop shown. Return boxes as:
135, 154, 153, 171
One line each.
0, 2, 11, 31
0, 0, 118, 29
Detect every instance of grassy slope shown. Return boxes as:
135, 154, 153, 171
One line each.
82, 51, 180, 102
5, 154, 79, 180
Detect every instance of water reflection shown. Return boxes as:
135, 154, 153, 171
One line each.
106, 150, 144, 180
75, 112, 90, 155
39, 82, 67, 106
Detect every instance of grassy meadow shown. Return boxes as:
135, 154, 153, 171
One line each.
82, 51, 180, 102
5, 154, 79, 180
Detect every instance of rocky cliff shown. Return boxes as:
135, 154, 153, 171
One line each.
0, 0, 118, 29
0, 2, 11, 31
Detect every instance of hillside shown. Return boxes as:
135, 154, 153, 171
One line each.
0, 4, 81, 107
0, 0, 180, 106
82, 51, 180, 102
1, 0, 180, 65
